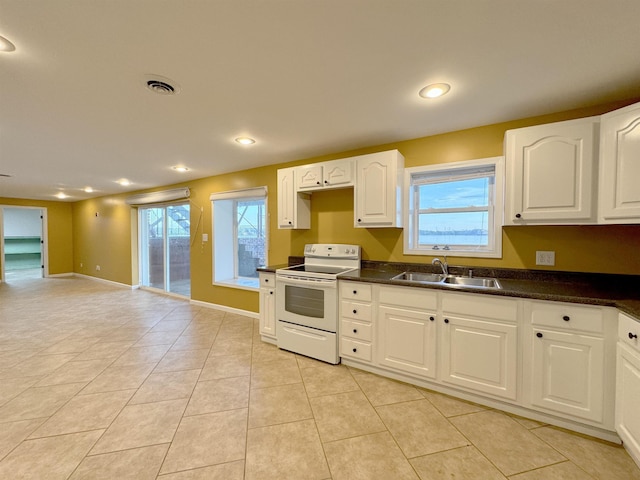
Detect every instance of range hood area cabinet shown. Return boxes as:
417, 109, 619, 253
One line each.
599, 101, 640, 223
277, 149, 405, 229
504, 116, 600, 225
504, 100, 640, 226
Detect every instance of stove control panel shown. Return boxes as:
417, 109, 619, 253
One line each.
304, 244, 361, 259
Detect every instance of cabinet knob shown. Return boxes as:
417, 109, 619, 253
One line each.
515, 213, 522, 219
444, 318, 449, 324
352, 348, 357, 353
536, 332, 543, 338
562, 315, 570, 321
353, 329, 358, 334
352, 309, 357, 314
288, 221, 292, 225
269, 291, 273, 295
324, 180, 328, 184
353, 290, 357, 294
316, 181, 321, 185
357, 218, 362, 223
264, 278, 269, 283
629, 332, 638, 340
430, 316, 435, 321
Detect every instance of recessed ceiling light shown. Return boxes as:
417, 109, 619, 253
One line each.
172, 166, 189, 172
117, 179, 131, 186
235, 137, 256, 145
56, 192, 68, 199
84, 187, 94, 193
419, 83, 451, 99
0, 35, 16, 52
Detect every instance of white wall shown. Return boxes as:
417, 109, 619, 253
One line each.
3, 208, 42, 237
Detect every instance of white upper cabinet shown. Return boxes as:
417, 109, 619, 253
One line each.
296, 159, 354, 191
354, 150, 404, 228
277, 168, 310, 229
504, 117, 599, 225
599, 101, 640, 223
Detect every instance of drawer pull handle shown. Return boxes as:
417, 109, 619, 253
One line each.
562, 315, 570, 321
630, 332, 638, 340
430, 316, 435, 321
264, 278, 269, 282
269, 291, 273, 295
444, 318, 449, 324
353, 309, 357, 314
536, 332, 543, 338
515, 213, 522, 219
353, 329, 358, 334
352, 348, 357, 353
353, 290, 357, 294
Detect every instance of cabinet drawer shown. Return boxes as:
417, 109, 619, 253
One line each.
619, 312, 640, 354
341, 337, 372, 362
341, 300, 372, 321
340, 281, 372, 302
531, 301, 604, 334
379, 285, 437, 310
259, 273, 275, 288
342, 319, 373, 342
442, 292, 518, 322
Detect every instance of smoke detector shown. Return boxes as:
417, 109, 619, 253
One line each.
144, 74, 180, 95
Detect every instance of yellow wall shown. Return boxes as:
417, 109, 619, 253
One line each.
8, 98, 640, 313
0, 197, 74, 275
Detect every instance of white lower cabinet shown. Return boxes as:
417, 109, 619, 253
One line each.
441, 293, 519, 400
616, 313, 640, 467
340, 281, 374, 363
526, 301, 614, 426
258, 273, 276, 342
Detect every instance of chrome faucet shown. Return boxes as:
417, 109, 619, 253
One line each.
432, 257, 448, 275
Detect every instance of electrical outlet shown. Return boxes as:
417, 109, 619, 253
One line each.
80, 262, 83, 268
536, 251, 555, 266
96, 265, 101, 271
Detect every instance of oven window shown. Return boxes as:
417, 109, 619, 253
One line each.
284, 285, 324, 318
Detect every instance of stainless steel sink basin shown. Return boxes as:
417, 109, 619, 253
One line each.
391, 271, 502, 289
391, 272, 445, 283
442, 275, 502, 289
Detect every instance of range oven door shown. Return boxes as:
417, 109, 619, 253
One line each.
275, 275, 338, 332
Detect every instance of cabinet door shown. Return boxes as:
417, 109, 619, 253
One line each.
505, 117, 598, 224
324, 159, 353, 187
441, 316, 518, 400
616, 344, 640, 467
599, 101, 640, 223
378, 305, 436, 379
531, 328, 604, 422
259, 288, 276, 339
296, 164, 323, 190
354, 151, 403, 227
277, 168, 310, 229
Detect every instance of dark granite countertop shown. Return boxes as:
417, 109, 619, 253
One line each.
259, 259, 640, 321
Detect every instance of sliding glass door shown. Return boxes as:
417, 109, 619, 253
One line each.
139, 203, 190, 296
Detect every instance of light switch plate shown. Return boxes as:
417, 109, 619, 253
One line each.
536, 251, 555, 266
202, 233, 208, 242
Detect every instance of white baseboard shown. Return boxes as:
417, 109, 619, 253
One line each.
73, 273, 136, 289
47, 272, 74, 278
190, 299, 259, 319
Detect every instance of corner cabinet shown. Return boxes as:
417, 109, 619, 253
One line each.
504, 117, 599, 225
616, 313, 640, 467
258, 272, 277, 343
599, 101, 640, 223
277, 168, 310, 229
354, 150, 404, 228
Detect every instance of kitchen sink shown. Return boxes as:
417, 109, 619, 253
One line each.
391, 271, 502, 289
391, 272, 445, 283
442, 275, 502, 289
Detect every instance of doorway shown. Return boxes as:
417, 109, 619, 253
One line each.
139, 203, 190, 296
1, 206, 47, 282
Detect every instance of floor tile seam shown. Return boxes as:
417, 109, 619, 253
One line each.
504, 459, 596, 479
27, 425, 110, 442
180, 405, 249, 419
85, 438, 172, 459
246, 411, 316, 431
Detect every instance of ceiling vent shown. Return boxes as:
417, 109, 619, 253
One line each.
144, 75, 180, 95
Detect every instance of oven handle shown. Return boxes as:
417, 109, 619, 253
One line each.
276, 275, 337, 288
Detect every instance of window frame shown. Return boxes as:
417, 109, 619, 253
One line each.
403, 157, 504, 258
210, 187, 268, 290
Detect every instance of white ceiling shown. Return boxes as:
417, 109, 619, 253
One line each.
1, 0, 640, 202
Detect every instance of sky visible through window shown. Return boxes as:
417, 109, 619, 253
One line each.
418, 177, 489, 246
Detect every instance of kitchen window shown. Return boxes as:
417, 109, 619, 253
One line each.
403, 157, 504, 258
210, 187, 268, 289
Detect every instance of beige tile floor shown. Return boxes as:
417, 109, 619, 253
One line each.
1, 275, 640, 479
